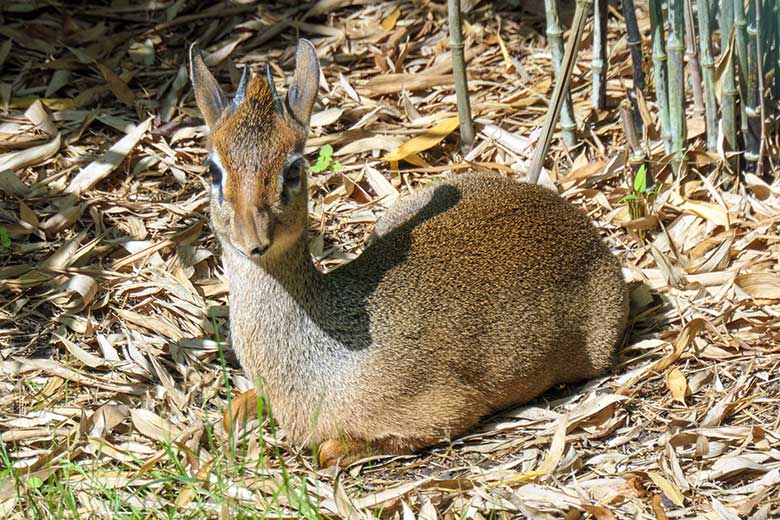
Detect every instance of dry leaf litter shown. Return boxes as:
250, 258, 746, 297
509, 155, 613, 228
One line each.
1, 0, 779, 518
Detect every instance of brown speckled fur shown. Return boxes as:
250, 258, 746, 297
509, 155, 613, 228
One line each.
190, 40, 629, 466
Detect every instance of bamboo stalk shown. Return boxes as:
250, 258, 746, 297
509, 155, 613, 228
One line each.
448, 0, 475, 153
718, 0, 739, 157
734, 0, 750, 150
620, 0, 645, 133
544, 0, 577, 147
528, 0, 593, 184
697, 0, 719, 152
667, 0, 686, 171
745, 0, 761, 171
619, 101, 645, 166
649, 0, 671, 152
756, 0, 767, 175
774, 0, 780, 99
592, 0, 608, 109
764, 0, 778, 101
683, 0, 704, 113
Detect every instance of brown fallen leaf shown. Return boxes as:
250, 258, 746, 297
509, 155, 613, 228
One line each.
0, 170, 31, 197
66, 117, 151, 195
384, 117, 459, 162
130, 408, 183, 443
364, 165, 399, 206
223, 389, 260, 435
735, 273, 780, 300
174, 459, 215, 509
0, 133, 61, 172
96, 62, 135, 107
581, 504, 616, 520
24, 99, 57, 137
310, 107, 343, 128
19, 358, 145, 395
364, 74, 454, 95
647, 472, 684, 507
56, 333, 105, 369
380, 6, 401, 31
650, 494, 669, 520
680, 199, 730, 228
50, 274, 98, 312
666, 368, 689, 405
41, 203, 83, 236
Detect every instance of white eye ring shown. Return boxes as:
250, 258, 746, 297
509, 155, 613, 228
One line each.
209, 151, 227, 193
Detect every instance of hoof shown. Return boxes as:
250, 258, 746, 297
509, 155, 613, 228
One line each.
318, 439, 345, 468
318, 438, 372, 468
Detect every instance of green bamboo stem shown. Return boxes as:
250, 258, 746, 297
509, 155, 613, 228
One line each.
528, 0, 593, 184
683, 0, 704, 113
620, 0, 645, 134
649, 0, 671, 152
667, 0, 686, 171
774, 0, 780, 99
734, 0, 750, 149
765, 0, 778, 100
697, 0, 718, 152
718, 0, 739, 157
544, 0, 577, 147
448, 0, 475, 153
592, 0, 608, 109
745, 1, 761, 170
756, 0, 768, 175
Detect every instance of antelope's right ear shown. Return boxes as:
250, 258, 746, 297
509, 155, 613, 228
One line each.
286, 39, 320, 128
189, 43, 227, 130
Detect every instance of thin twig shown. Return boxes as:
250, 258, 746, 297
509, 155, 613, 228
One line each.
528, 0, 593, 184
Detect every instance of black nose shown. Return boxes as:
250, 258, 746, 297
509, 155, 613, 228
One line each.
249, 244, 269, 257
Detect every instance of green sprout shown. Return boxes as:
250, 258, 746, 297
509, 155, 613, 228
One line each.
308, 144, 342, 174
0, 226, 10, 248
622, 163, 659, 238
621, 164, 655, 203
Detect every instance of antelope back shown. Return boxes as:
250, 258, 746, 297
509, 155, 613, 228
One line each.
189, 40, 321, 258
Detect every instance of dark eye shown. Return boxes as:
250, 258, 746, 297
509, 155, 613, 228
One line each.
208, 161, 222, 185
283, 158, 303, 188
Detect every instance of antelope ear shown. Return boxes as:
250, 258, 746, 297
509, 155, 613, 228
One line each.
189, 43, 227, 129
285, 39, 320, 127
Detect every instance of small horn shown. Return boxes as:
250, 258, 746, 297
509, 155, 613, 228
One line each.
232, 65, 250, 111
266, 63, 283, 113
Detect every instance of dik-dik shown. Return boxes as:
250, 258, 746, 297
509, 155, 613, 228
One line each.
190, 39, 628, 467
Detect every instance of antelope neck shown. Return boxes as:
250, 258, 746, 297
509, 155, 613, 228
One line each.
224, 235, 328, 309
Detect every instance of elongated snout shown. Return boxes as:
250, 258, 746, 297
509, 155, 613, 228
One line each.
231, 206, 272, 257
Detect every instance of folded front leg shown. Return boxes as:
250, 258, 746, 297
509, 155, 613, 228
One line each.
318, 437, 419, 467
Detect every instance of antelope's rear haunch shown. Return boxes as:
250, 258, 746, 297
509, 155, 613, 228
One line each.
190, 39, 629, 467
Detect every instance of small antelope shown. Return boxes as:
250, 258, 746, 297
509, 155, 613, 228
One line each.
190, 40, 628, 466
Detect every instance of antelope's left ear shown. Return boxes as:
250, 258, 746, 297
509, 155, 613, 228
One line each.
189, 43, 228, 130
286, 39, 320, 127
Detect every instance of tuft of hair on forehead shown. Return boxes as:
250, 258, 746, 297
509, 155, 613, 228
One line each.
231, 76, 277, 125
212, 74, 300, 183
